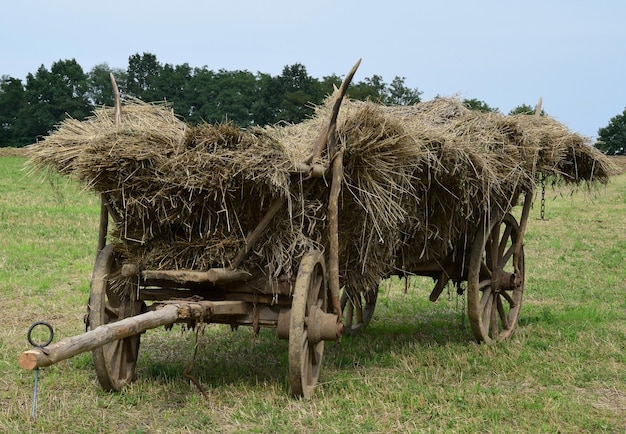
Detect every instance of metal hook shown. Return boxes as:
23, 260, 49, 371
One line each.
27, 321, 54, 348
27, 321, 54, 419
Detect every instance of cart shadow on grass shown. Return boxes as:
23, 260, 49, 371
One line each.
130, 281, 477, 394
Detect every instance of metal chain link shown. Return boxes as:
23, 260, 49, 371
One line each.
540, 174, 546, 220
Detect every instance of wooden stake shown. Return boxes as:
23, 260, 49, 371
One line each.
110, 73, 122, 125
328, 150, 344, 315
306, 59, 361, 165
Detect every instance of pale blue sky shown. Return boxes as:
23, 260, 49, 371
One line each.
2, 0, 624, 139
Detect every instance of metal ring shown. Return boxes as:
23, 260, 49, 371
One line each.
27, 322, 54, 348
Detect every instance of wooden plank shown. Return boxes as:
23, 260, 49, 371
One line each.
140, 268, 251, 284
290, 162, 328, 178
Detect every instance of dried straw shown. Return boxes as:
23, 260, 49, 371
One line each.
26, 97, 616, 295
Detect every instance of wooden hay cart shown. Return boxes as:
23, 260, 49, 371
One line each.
19, 63, 361, 399
20, 60, 576, 399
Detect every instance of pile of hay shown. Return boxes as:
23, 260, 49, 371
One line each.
27, 97, 615, 294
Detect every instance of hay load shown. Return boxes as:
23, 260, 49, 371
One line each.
26, 91, 615, 295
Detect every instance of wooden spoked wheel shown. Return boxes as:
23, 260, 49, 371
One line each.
467, 213, 525, 343
340, 284, 378, 335
89, 244, 142, 391
288, 250, 329, 398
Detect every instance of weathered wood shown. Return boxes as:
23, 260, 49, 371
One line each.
18, 301, 254, 371
305, 59, 361, 165
429, 270, 451, 302
514, 191, 533, 261
230, 197, 286, 269
110, 72, 122, 125
328, 150, 344, 315
535, 97, 543, 116
290, 162, 329, 178
165, 300, 250, 319
97, 194, 108, 252
18, 304, 180, 371
140, 268, 252, 284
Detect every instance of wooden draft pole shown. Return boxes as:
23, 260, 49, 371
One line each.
19, 305, 180, 371
18, 300, 250, 371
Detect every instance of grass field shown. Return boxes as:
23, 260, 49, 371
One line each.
1, 153, 624, 433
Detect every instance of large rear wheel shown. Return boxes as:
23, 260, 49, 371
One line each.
467, 213, 525, 343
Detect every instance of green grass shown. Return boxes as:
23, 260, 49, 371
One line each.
1, 155, 625, 433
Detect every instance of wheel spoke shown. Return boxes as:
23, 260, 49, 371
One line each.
90, 245, 141, 391
482, 292, 492, 332
500, 243, 515, 269
488, 225, 500, 268
501, 289, 516, 307
490, 299, 499, 336
354, 301, 364, 324
478, 278, 491, 291
496, 295, 509, 331
498, 224, 513, 260
344, 303, 354, 330
310, 342, 323, 367
480, 285, 492, 311
340, 285, 378, 335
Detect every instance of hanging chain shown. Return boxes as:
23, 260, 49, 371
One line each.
541, 173, 546, 220
456, 282, 466, 329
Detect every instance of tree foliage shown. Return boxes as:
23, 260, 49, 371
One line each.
463, 98, 498, 113
508, 103, 546, 116
596, 108, 626, 155
0, 52, 424, 147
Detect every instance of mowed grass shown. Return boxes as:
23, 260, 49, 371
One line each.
1, 154, 625, 433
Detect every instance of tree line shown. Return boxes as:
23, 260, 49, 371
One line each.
0, 53, 423, 148
1, 52, 622, 154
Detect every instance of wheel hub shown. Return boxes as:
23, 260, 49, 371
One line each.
490, 267, 520, 293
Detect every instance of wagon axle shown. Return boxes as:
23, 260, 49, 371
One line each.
277, 305, 343, 343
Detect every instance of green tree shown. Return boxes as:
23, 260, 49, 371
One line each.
185, 68, 258, 126
126, 52, 162, 101
0, 76, 26, 147
277, 63, 323, 123
319, 73, 343, 97
251, 72, 283, 125
349, 74, 386, 101
13, 59, 90, 145
509, 103, 546, 116
154, 63, 193, 118
463, 98, 498, 113
386, 76, 422, 105
596, 108, 626, 155
87, 63, 128, 106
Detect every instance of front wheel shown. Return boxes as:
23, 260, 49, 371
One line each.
467, 213, 525, 343
288, 250, 329, 398
89, 245, 143, 391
